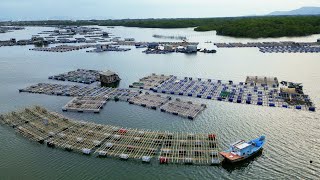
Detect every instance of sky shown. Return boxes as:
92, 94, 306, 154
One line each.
1, 0, 320, 20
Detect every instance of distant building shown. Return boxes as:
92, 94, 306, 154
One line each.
99, 70, 121, 87
147, 42, 159, 49
124, 38, 135, 41
102, 32, 109, 37
164, 45, 174, 51
186, 45, 197, 53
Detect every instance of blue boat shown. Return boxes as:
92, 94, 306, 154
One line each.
220, 136, 265, 163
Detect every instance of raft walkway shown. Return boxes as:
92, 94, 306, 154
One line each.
0, 106, 220, 165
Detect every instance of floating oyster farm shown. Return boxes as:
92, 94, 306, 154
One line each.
0, 106, 220, 165
130, 74, 316, 112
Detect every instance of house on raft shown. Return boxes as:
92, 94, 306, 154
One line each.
99, 70, 121, 87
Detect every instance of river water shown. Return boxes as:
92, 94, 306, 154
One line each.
0, 27, 319, 179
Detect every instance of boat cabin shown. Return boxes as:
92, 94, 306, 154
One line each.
230, 140, 253, 156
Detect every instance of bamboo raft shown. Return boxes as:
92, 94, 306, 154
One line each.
0, 106, 220, 165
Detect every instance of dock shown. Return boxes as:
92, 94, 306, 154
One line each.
0, 106, 220, 165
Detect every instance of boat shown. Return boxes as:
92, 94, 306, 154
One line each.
220, 136, 265, 163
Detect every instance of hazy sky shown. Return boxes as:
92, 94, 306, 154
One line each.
1, 0, 320, 20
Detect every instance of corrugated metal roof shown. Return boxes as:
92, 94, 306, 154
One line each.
100, 70, 117, 76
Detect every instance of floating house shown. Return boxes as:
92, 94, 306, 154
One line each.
186, 45, 198, 53
147, 42, 159, 49
99, 70, 121, 87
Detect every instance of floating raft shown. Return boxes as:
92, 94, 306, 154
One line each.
129, 92, 171, 109
129, 73, 172, 90
62, 96, 108, 113
49, 69, 101, 84
214, 41, 320, 53
158, 133, 219, 165
19, 83, 140, 100
0, 106, 220, 166
29, 45, 94, 53
130, 74, 316, 112
19, 83, 206, 119
160, 98, 206, 120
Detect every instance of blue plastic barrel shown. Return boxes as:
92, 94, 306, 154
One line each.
309, 107, 316, 112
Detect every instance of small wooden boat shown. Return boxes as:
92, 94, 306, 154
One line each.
220, 136, 265, 163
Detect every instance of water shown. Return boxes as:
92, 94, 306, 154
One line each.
0, 27, 320, 179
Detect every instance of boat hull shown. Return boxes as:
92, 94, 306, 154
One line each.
220, 148, 263, 163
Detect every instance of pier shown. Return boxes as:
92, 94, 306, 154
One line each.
0, 106, 220, 165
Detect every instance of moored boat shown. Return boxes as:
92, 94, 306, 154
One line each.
220, 136, 265, 163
